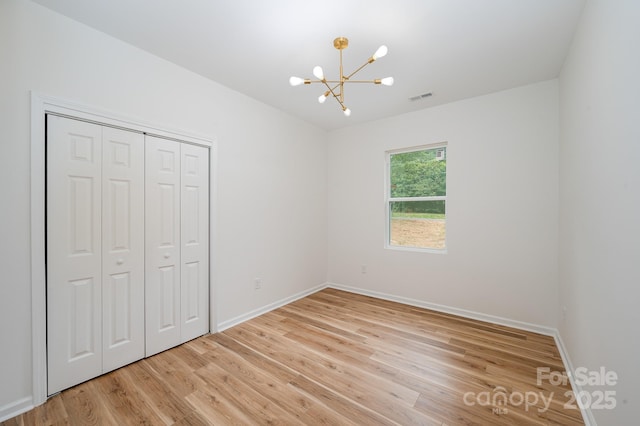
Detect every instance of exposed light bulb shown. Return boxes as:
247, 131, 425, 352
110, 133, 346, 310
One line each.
380, 77, 394, 86
343, 107, 351, 117
313, 66, 324, 80
289, 76, 305, 86
318, 90, 330, 104
372, 45, 388, 60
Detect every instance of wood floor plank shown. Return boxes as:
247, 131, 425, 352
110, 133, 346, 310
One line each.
171, 411, 211, 426
184, 389, 254, 425
204, 338, 314, 419
289, 375, 397, 426
122, 362, 194, 424
193, 361, 305, 425
2, 288, 584, 425
18, 394, 68, 426
91, 369, 166, 425
59, 381, 119, 425
224, 322, 426, 424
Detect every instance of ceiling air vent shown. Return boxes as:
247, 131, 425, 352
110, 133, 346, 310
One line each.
409, 92, 433, 102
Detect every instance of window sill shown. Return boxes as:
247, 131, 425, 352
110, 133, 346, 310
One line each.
385, 244, 447, 254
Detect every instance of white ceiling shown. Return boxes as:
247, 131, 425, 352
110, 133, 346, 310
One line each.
32, 0, 585, 131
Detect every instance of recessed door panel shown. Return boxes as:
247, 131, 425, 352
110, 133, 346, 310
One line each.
108, 180, 130, 251
183, 186, 199, 246
159, 183, 177, 246
105, 272, 131, 347
70, 134, 94, 162
68, 176, 95, 255
110, 140, 131, 167
68, 277, 98, 360
184, 261, 200, 323
159, 265, 179, 330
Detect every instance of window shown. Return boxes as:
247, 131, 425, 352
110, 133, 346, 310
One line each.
386, 144, 447, 251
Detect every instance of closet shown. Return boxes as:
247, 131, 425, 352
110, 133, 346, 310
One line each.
46, 115, 209, 395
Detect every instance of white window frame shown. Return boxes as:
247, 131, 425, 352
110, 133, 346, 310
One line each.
384, 142, 448, 253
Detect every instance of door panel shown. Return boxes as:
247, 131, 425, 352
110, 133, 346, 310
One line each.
106, 272, 131, 343
183, 261, 201, 323
159, 183, 177, 245
68, 277, 98, 360
181, 144, 209, 342
102, 126, 144, 372
145, 136, 181, 356
159, 265, 178, 329
47, 115, 103, 395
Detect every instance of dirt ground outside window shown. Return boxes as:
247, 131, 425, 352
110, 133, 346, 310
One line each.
390, 218, 446, 249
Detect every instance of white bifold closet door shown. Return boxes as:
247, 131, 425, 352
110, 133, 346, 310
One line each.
145, 136, 209, 357
101, 125, 145, 372
47, 115, 145, 395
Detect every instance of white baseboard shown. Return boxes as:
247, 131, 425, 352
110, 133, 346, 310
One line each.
553, 332, 597, 426
326, 282, 557, 336
216, 283, 327, 332
0, 396, 33, 423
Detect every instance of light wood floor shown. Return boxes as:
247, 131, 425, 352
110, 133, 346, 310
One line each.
3, 288, 584, 425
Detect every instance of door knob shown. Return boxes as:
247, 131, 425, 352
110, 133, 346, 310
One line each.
164, 253, 171, 259
116, 258, 124, 265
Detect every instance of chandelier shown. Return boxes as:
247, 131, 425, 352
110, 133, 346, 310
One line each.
289, 37, 394, 117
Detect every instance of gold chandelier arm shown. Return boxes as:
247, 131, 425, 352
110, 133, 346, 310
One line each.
319, 79, 348, 113
306, 79, 383, 84
342, 80, 385, 84
322, 80, 344, 108
327, 82, 341, 93
345, 59, 375, 81
339, 47, 345, 103
304, 80, 343, 84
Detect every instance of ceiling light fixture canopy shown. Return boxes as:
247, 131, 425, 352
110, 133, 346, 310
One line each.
289, 37, 393, 117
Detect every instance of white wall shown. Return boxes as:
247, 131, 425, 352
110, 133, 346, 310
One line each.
559, 0, 640, 423
0, 0, 327, 416
7, 0, 638, 423
327, 80, 560, 327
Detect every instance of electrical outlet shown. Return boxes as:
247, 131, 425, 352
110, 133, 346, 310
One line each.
254, 278, 262, 290
361, 265, 367, 274
562, 306, 567, 321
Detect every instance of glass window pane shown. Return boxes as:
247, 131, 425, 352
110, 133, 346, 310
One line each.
390, 147, 446, 198
389, 201, 446, 249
